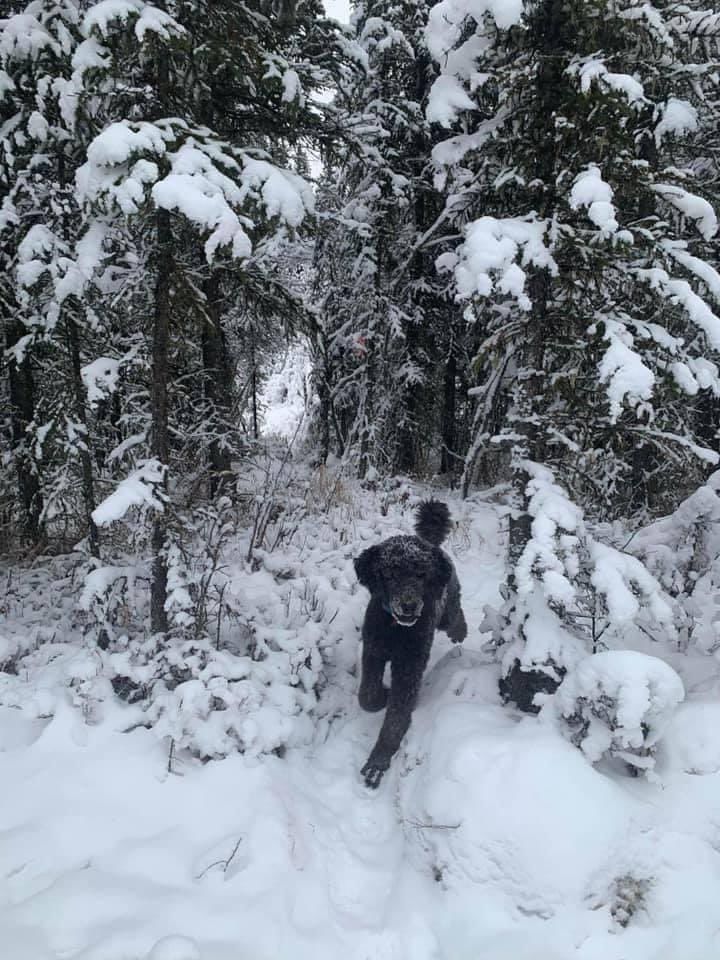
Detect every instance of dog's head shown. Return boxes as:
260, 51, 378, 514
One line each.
354, 536, 452, 627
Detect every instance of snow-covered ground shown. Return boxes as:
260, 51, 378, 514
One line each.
3, 475, 720, 960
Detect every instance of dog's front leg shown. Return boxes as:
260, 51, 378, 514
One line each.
358, 645, 388, 712
361, 653, 426, 789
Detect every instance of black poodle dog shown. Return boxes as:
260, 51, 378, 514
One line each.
354, 500, 467, 787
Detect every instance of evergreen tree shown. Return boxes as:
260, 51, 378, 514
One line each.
1, 1, 347, 642
426, 0, 720, 706
312, 0, 472, 479
0, 2, 104, 551
72, 0, 339, 632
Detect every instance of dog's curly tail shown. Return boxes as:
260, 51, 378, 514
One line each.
415, 499, 451, 546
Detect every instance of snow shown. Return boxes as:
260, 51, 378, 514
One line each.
4, 473, 720, 958
654, 97, 698, 143
426, 74, 475, 127
16, 223, 56, 288
27, 109, 48, 141
92, 459, 166, 526
81, 356, 120, 407
549, 650, 685, 775
499, 461, 674, 691
71, 36, 110, 79
78, 123, 313, 260
636, 265, 720, 351
652, 183, 717, 240
515, 463, 583, 603
6, 1, 720, 951
569, 165, 619, 234
663, 240, 720, 305
0, 67, 14, 96
618, 2, 674, 46
426, 0, 524, 61
56, 220, 108, 302
242, 157, 314, 228
81, 1, 184, 43
567, 57, 646, 105
79, 564, 141, 613
259, 346, 312, 440
77, 121, 170, 215
0, 13, 60, 61
152, 168, 253, 261
501, 590, 587, 683
281, 68, 303, 104
148, 936, 201, 960
446, 215, 557, 310
597, 318, 655, 421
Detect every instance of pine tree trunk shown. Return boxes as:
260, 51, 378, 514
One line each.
317, 348, 331, 464
201, 273, 233, 497
57, 151, 100, 557
5, 317, 42, 542
440, 349, 457, 477
358, 345, 375, 479
66, 310, 100, 558
394, 47, 434, 478
251, 361, 259, 440
395, 351, 418, 475
629, 117, 661, 514
150, 206, 172, 635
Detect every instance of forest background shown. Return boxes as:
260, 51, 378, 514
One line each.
4, 0, 720, 712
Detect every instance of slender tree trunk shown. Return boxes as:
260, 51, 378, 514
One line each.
201, 273, 234, 497
150, 206, 172, 635
394, 323, 418, 475
5, 316, 42, 542
66, 310, 100, 558
629, 117, 661, 514
251, 345, 259, 441
317, 345, 331, 464
395, 46, 434, 477
440, 348, 457, 476
57, 150, 100, 557
358, 343, 375, 479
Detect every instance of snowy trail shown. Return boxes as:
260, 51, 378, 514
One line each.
3, 494, 720, 959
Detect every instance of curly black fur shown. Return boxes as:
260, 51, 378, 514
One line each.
353, 500, 467, 788
414, 499, 453, 546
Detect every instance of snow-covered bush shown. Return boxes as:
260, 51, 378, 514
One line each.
496, 592, 587, 713
489, 462, 675, 712
0, 458, 373, 761
547, 650, 685, 777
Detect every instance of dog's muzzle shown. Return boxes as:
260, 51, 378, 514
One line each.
389, 600, 422, 627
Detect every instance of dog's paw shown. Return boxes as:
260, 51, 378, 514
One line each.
361, 756, 389, 789
358, 685, 389, 713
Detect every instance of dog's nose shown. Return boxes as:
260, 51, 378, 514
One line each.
401, 600, 418, 616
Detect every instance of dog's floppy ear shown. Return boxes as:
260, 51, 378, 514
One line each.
354, 545, 382, 593
428, 548, 453, 592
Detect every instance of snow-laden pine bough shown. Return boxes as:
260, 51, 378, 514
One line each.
354, 500, 467, 787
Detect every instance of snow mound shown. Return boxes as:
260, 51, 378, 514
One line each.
401, 666, 633, 911
549, 650, 685, 775
661, 701, 720, 775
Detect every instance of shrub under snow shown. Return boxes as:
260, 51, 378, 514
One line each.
547, 650, 685, 777
490, 462, 674, 713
